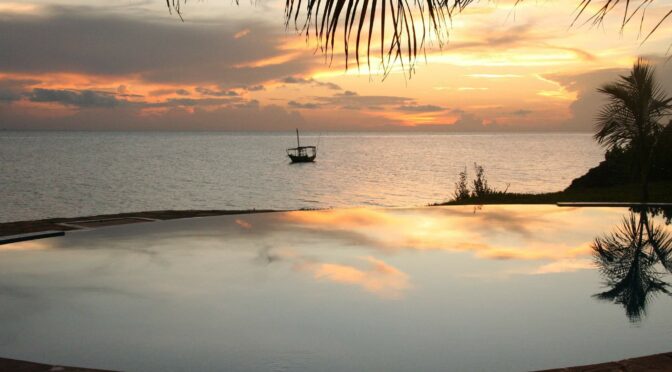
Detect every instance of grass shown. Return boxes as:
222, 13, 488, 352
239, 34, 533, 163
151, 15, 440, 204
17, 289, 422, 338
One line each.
433, 181, 672, 205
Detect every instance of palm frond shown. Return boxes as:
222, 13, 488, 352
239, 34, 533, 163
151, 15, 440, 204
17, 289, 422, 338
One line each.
165, 0, 671, 74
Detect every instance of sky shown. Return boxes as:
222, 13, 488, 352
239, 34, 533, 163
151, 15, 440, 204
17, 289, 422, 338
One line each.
1, 0, 671, 131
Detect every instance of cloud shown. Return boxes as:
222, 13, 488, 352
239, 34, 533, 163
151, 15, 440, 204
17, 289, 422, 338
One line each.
281, 76, 342, 90
0, 6, 316, 87
397, 104, 446, 113
150, 97, 239, 107
244, 85, 265, 91
509, 109, 532, 116
546, 56, 672, 131
288, 100, 321, 109
0, 101, 306, 131
447, 22, 595, 62
0, 78, 39, 102
26, 88, 123, 108
195, 87, 239, 97
315, 91, 412, 109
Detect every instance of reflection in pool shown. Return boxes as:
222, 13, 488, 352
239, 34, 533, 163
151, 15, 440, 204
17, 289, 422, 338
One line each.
592, 207, 672, 322
0, 205, 671, 371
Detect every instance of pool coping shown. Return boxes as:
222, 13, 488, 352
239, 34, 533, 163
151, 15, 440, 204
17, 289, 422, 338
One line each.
538, 351, 672, 371
2, 204, 670, 243
0, 209, 284, 240
0, 356, 116, 371
3, 351, 671, 371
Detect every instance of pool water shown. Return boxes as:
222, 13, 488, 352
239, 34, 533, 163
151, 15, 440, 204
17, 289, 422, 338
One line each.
1, 205, 670, 371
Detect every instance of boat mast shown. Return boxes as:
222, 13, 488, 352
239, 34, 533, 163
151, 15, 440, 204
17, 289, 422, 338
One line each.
296, 128, 300, 148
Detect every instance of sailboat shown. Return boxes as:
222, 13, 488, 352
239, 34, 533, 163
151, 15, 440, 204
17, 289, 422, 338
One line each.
286, 129, 317, 163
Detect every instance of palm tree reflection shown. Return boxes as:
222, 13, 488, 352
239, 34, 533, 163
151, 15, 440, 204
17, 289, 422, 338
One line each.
592, 208, 672, 322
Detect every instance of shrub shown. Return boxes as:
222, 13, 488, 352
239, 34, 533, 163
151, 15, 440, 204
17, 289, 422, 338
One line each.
453, 167, 470, 201
450, 163, 507, 202
472, 163, 491, 198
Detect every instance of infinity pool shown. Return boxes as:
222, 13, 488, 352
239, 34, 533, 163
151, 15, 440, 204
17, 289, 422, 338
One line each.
1, 206, 670, 371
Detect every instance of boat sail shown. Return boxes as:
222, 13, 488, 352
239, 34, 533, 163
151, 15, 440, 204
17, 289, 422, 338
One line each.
286, 129, 317, 163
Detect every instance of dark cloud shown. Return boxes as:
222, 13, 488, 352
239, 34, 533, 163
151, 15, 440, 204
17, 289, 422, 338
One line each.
509, 109, 532, 116
0, 91, 20, 102
288, 101, 321, 109
315, 91, 412, 108
289, 91, 443, 114
195, 87, 239, 97
151, 97, 239, 107
234, 99, 260, 109
397, 104, 446, 112
546, 56, 672, 131
0, 6, 316, 87
175, 89, 191, 96
26, 88, 123, 108
244, 85, 265, 91
22, 87, 244, 110
282, 77, 311, 84
0, 102, 306, 131
281, 76, 342, 90
0, 78, 39, 102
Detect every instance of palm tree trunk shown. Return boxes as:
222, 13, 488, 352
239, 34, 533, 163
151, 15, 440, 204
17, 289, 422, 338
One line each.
640, 136, 660, 203
641, 172, 650, 203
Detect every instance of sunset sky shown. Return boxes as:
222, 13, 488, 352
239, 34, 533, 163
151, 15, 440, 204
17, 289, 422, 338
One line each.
1, 0, 671, 131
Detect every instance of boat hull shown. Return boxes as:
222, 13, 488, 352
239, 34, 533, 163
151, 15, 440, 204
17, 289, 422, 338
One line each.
288, 154, 316, 163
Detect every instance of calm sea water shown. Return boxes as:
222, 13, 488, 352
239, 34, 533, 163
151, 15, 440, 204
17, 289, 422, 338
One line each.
0, 131, 603, 222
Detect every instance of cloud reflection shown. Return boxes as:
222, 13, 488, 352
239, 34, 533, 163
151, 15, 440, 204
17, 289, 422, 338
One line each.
295, 256, 410, 299
280, 206, 625, 273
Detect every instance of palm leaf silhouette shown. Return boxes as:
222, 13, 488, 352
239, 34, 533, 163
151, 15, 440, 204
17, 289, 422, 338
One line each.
592, 210, 672, 322
165, 0, 671, 74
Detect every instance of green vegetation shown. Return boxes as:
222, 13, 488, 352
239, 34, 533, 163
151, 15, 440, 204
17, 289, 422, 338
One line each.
592, 58, 672, 202
436, 181, 672, 205
452, 163, 508, 202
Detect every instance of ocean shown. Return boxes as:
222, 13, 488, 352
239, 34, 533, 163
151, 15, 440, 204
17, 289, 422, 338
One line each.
0, 131, 603, 223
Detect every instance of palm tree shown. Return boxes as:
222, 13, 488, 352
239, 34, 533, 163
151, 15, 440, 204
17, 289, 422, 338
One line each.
165, 0, 671, 74
594, 59, 672, 202
592, 209, 672, 322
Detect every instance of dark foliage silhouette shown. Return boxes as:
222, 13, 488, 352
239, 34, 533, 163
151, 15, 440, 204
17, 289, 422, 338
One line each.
592, 208, 672, 322
594, 59, 672, 201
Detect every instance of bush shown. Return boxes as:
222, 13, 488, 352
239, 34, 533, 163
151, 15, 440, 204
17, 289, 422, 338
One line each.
450, 163, 506, 202
472, 163, 491, 198
453, 167, 470, 201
